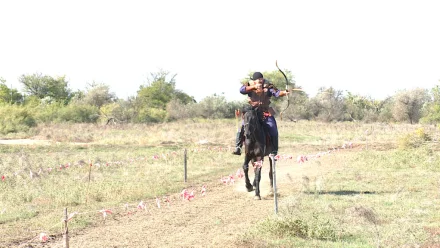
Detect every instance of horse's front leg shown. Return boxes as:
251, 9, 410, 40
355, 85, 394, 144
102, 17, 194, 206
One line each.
243, 155, 253, 192
254, 164, 262, 200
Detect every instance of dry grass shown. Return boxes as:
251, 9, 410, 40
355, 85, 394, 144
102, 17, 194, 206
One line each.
0, 120, 439, 247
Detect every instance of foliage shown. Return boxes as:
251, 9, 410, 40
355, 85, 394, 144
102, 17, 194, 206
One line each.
392, 88, 429, 124
0, 79, 23, 104
344, 92, 384, 122
99, 100, 136, 123
50, 104, 100, 123
4, 70, 440, 124
166, 99, 196, 121
420, 85, 440, 124
309, 87, 346, 122
33, 101, 65, 123
80, 82, 117, 108
281, 94, 312, 121
0, 104, 36, 134
136, 106, 167, 123
19, 73, 72, 103
135, 70, 194, 122
398, 127, 432, 149
193, 94, 240, 119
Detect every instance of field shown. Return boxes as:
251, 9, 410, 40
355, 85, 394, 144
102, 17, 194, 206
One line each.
0, 120, 439, 247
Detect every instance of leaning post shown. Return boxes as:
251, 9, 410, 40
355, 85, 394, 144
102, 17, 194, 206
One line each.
270, 155, 278, 214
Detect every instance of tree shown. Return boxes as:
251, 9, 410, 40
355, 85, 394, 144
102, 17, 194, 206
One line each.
344, 92, 388, 122
420, 84, 440, 124
393, 88, 429, 124
194, 94, 237, 119
137, 70, 177, 110
309, 87, 346, 122
0, 78, 23, 104
81, 82, 117, 108
135, 70, 194, 122
19, 73, 72, 103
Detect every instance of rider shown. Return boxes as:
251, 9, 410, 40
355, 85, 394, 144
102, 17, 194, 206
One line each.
232, 72, 289, 156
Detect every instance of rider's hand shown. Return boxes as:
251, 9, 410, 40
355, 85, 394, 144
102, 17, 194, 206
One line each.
254, 82, 262, 90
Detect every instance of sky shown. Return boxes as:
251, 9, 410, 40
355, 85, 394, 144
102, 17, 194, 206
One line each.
1, 0, 440, 102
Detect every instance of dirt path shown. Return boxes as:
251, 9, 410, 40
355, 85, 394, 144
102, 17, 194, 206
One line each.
19, 150, 350, 248
0, 139, 52, 145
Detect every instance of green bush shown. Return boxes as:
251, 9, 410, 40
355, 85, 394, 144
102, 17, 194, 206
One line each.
0, 104, 37, 134
398, 127, 432, 149
34, 102, 64, 123
55, 104, 100, 123
136, 107, 167, 123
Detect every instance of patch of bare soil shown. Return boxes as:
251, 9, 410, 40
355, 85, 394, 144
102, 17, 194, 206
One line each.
0, 139, 90, 146
12, 148, 359, 248
0, 139, 52, 145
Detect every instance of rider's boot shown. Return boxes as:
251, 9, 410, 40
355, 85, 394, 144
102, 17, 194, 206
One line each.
270, 135, 279, 156
232, 126, 244, 155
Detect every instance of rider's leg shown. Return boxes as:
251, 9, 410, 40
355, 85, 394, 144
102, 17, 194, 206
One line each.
232, 124, 244, 155
265, 116, 279, 155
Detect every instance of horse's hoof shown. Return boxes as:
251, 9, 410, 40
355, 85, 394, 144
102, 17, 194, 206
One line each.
254, 196, 262, 200
246, 186, 254, 192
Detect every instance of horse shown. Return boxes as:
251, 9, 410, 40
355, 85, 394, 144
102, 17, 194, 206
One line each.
242, 107, 274, 200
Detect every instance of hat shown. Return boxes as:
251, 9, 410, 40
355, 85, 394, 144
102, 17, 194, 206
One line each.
251, 72, 263, 80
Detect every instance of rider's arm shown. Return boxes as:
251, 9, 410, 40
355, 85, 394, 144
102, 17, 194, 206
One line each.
240, 84, 259, 94
268, 88, 289, 97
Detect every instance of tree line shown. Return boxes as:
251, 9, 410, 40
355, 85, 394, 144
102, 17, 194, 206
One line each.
0, 70, 439, 135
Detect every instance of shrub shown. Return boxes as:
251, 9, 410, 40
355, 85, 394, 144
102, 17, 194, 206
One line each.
259, 214, 338, 241
398, 127, 432, 149
0, 104, 37, 134
55, 104, 100, 123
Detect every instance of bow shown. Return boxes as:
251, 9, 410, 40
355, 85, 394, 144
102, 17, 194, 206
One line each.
276, 60, 289, 120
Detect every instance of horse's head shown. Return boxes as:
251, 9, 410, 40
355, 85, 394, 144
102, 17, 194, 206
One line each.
243, 109, 259, 141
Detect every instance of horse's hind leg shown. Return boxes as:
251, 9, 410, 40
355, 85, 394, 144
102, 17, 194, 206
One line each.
243, 156, 253, 192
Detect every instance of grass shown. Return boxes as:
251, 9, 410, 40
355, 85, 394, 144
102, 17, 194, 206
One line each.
241, 144, 440, 247
0, 119, 439, 247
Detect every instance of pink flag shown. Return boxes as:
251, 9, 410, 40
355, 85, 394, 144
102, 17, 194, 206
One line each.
137, 201, 146, 210
201, 185, 207, 196
39, 233, 48, 242
98, 209, 112, 219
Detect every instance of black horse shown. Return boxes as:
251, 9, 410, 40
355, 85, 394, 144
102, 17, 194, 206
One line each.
242, 107, 274, 200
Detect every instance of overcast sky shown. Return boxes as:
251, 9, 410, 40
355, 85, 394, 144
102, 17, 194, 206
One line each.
1, 0, 439, 102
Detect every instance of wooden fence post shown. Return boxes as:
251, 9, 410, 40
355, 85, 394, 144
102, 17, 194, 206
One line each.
184, 148, 187, 183
271, 155, 278, 214
63, 208, 69, 248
